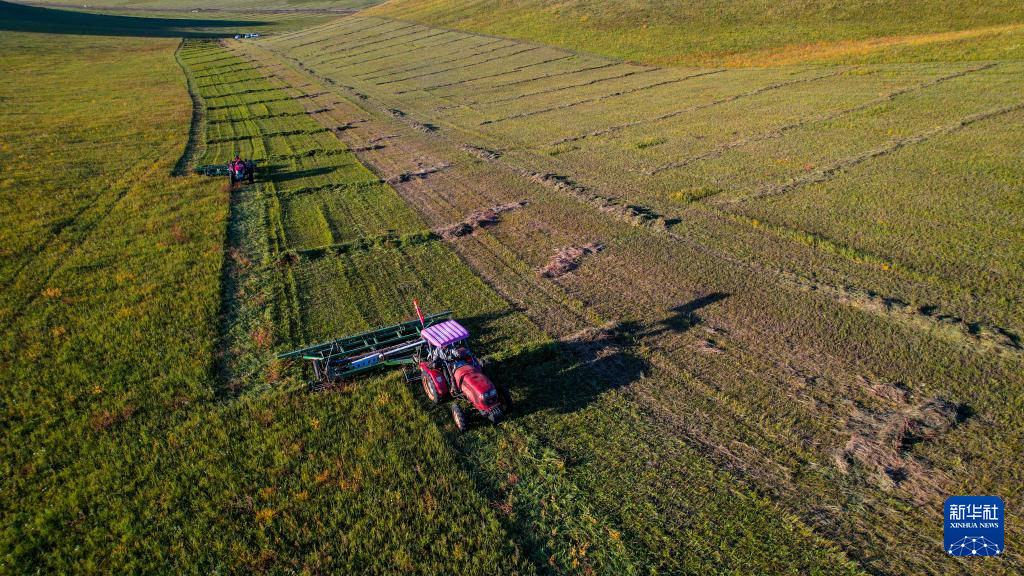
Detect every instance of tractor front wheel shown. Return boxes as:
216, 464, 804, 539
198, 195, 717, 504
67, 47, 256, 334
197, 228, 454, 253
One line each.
421, 368, 440, 404
450, 403, 467, 432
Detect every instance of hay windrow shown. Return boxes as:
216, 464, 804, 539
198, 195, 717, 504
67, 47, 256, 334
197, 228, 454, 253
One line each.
437, 200, 529, 239
538, 242, 603, 279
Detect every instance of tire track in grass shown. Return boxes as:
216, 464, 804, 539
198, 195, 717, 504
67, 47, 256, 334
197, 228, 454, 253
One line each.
645, 62, 998, 175
480, 69, 725, 125
1, 163, 159, 328
734, 100, 1024, 202
551, 68, 844, 145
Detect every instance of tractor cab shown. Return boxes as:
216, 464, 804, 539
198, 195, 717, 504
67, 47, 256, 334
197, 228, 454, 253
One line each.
422, 321, 473, 364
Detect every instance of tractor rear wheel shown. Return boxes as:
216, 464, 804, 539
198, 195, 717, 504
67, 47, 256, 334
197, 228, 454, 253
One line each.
450, 403, 467, 432
421, 368, 440, 404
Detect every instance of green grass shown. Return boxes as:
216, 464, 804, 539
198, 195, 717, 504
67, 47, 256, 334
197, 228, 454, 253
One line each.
367, 0, 1024, 66
0, 30, 229, 572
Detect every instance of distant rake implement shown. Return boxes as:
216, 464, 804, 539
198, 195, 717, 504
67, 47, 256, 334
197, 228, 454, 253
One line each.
278, 301, 512, 431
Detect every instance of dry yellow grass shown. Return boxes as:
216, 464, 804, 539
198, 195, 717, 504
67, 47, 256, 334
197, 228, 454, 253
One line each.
725, 23, 1024, 66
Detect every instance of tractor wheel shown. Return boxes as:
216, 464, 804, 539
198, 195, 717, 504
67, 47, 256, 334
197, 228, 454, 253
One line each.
450, 403, 467, 432
421, 368, 440, 404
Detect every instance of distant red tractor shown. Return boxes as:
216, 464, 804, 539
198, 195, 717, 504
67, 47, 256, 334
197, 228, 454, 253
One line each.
278, 302, 511, 430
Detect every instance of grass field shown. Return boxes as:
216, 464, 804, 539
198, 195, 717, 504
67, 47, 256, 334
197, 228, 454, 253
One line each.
367, 0, 1024, 66
3, 1, 1023, 573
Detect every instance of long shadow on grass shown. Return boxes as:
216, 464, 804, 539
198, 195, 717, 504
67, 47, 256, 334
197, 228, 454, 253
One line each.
0, 1, 265, 37
262, 165, 337, 184
482, 293, 730, 418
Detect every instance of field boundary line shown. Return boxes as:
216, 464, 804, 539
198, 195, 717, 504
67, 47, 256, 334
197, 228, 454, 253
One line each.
2, 164, 155, 328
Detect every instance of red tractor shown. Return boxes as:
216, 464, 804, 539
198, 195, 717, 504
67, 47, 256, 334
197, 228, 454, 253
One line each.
278, 303, 511, 431
416, 320, 512, 430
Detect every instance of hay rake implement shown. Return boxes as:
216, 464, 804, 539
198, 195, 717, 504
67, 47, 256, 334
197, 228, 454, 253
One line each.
278, 302, 512, 431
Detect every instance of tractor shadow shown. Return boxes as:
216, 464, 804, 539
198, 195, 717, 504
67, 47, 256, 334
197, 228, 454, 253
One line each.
0, 1, 266, 37
262, 164, 337, 184
478, 292, 730, 419
645, 291, 729, 337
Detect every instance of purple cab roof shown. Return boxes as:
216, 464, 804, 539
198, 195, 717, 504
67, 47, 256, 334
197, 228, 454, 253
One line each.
421, 320, 469, 347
